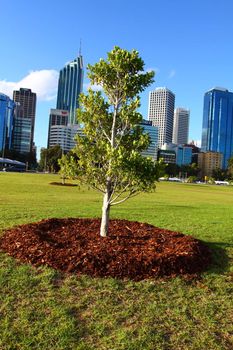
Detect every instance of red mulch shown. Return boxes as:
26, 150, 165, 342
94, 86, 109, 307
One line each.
0, 218, 211, 281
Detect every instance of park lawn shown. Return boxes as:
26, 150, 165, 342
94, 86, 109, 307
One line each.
0, 172, 233, 350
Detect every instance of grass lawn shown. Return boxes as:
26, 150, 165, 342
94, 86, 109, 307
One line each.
0, 172, 233, 350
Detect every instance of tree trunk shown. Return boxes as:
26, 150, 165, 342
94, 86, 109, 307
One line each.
100, 183, 111, 237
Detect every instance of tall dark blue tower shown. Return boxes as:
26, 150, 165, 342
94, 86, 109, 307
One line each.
56, 54, 84, 125
201, 87, 233, 168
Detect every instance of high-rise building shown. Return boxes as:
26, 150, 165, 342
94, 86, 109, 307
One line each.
48, 124, 84, 152
140, 120, 159, 160
0, 93, 15, 154
56, 54, 84, 124
148, 87, 175, 147
47, 109, 69, 148
13, 88, 36, 153
201, 87, 233, 168
198, 151, 223, 178
172, 108, 189, 145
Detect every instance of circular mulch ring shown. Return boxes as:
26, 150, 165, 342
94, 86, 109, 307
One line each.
0, 218, 211, 281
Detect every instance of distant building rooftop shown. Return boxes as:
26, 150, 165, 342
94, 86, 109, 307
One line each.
207, 87, 229, 92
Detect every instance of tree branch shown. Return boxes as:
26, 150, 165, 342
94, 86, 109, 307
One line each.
89, 183, 105, 193
98, 120, 111, 143
111, 191, 140, 206
110, 183, 130, 204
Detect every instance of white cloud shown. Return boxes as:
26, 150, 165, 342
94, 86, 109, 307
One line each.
0, 70, 59, 101
168, 69, 176, 79
83, 82, 103, 91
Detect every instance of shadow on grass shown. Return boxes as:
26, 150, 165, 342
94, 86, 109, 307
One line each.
206, 241, 232, 274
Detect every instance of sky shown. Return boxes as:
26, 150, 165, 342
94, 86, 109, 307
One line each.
1, 0, 233, 155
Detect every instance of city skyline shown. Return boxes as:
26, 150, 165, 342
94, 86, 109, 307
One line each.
1, 0, 233, 154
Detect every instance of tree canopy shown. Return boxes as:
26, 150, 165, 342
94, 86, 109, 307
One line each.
69, 46, 162, 236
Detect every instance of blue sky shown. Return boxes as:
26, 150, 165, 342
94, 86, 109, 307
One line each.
1, 0, 233, 154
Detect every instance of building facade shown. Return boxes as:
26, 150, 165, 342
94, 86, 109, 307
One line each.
48, 124, 84, 152
0, 93, 15, 154
12, 115, 32, 153
157, 149, 176, 164
201, 87, 233, 168
47, 109, 69, 148
198, 151, 223, 178
56, 55, 84, 125
172, 107, 189, 145
183, 142, 200, 164
160, 142, 192, 166
176, 145, 192, 166
140, 120, 159, 160
13, 88, 36, 153
148, 87, 175, 148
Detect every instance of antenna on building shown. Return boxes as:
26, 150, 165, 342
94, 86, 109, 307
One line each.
79, 39, 82, 57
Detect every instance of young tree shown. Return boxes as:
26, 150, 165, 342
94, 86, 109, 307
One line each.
58, 154, 79, 184
72, 47, 162, 236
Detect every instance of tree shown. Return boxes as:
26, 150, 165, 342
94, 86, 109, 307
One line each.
58, 154, 79, 184
227, 156, 233, 179
39, 145, 62, 173
70, 46, 162, 237
212, 167, 228, 181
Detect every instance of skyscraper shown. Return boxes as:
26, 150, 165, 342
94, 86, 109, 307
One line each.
148, 87, 175, 147
201, 87, 233, 168
13, 88, 36, 153
172, 108, 189, 145
0, 93, 15, 154
140, 120, 159, 160
56, 54, 84, 124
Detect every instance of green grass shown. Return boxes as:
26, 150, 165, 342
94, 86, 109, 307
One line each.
0, 173, 233, 350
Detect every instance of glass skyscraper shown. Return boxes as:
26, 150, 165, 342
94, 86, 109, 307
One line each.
13, 88, 36, 154
201, 87, 233, 168
140, 120, 159, 160
56, 55, 84, 125
0, 93, 15, 154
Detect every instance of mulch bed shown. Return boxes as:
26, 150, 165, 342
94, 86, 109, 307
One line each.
0, 218, 211, 281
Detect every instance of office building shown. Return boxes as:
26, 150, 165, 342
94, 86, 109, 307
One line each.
176, 145, 192, 166
0, 93, 15, 154
148, 87, 175, 148
140, 120, 159, 160
198, 151, 223, 178
172, 108, 189, 145
47, 109, 69, 148
157, 149, 176, 164
183, 141, 200, 164
13, 88, 36, 153
48, 124, 84, 152
201, 87, 233, 168
160, 142, 192, 166
56, 54, 84, 124
12, 105, 32, 153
